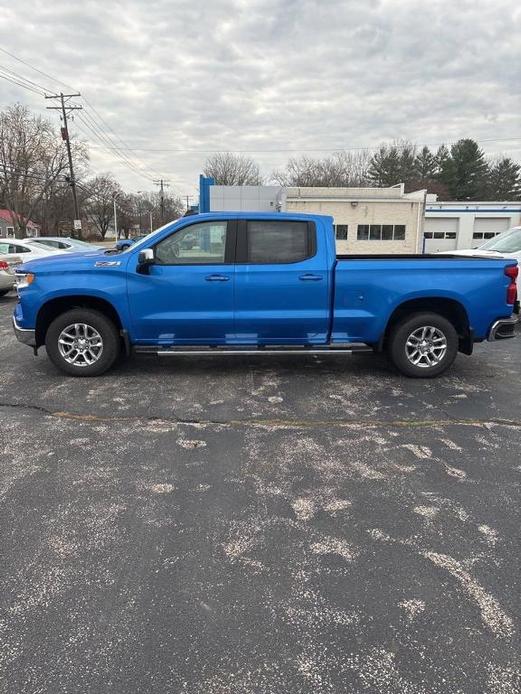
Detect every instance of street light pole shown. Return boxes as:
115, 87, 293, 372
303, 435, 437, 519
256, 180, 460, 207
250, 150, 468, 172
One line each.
112, 192, 121, 241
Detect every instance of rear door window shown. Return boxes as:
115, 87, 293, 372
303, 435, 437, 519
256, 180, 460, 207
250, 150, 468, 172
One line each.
241, 220, 315, 264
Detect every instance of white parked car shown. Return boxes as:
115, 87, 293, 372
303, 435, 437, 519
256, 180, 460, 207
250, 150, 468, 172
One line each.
0, 255, 22, 296
24, 236, 104, 253
440, 226, 521, 290
0, 239, 65, 264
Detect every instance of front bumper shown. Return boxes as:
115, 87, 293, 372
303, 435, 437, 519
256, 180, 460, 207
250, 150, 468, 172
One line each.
12, 315, 36, 347
487, 317, 518, 341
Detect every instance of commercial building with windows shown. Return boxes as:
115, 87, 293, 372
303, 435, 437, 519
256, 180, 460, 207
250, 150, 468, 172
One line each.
201, 177, 427, 254
199, 177, 521, 254
284, 186, 427, 254
423, 201, 521, 252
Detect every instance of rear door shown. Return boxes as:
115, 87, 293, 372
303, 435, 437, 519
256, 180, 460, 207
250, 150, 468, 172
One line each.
128, 219, 236, 344
234, 219, 330, 343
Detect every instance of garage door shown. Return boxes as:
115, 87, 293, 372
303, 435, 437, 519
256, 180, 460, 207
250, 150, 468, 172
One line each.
424, 217, 459, 252
473, 217, 510, 243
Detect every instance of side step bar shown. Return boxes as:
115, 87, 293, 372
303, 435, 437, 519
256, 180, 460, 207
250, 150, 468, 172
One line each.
134, 344, 372, 356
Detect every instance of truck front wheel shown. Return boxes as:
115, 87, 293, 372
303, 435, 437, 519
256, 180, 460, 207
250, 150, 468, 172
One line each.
387, 312, 458, 378
45, 308, 120, 376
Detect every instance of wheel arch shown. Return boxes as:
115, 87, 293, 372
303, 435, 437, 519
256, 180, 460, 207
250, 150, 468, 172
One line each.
381, 297, 472, 355
36, 295, 125, 350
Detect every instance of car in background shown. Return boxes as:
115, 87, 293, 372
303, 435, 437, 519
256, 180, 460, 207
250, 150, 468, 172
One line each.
0, 255, 22, 296
0, 239, 65, 264
116, 235, 148, 251
439, 226, 521, 291
24, 237, 104, 253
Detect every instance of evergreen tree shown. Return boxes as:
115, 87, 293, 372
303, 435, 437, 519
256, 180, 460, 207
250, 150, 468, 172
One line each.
435, 145, 452, 187
445, 139, 489, 200
486, 158, 521, 200
414, 146, 438, 183
368, 141, 416, 187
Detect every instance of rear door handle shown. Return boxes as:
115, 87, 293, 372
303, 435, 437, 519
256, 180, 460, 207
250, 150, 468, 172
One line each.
299, 273, 323, 281
205, 274, 230, 281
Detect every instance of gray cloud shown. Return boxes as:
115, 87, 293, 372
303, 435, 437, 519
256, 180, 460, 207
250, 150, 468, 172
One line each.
0, 0, 519, 196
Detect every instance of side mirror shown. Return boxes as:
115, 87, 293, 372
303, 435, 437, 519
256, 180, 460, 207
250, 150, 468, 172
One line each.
138, 248, 154, 265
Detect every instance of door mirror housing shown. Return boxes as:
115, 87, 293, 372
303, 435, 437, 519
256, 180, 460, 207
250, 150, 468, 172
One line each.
138, 248, 154, 265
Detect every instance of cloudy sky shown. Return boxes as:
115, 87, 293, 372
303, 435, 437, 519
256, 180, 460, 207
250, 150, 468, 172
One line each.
0, 0, 520, 200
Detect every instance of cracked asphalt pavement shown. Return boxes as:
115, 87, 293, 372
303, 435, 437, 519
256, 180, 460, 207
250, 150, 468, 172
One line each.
1, 292, 520, 693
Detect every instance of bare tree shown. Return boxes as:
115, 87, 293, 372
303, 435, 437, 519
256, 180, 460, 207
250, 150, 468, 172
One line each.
272, 151, 370, 187
203, 152, 264, 185
0, 103, 87, 237
83, 174, 122, 239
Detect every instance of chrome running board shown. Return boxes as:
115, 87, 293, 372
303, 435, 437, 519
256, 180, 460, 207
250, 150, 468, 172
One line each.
134, 344, 372, 356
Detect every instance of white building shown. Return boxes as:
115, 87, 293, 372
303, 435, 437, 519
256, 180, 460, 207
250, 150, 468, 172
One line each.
207, 183, 427, 254
203, 179, 521, 254
424, 201, 521, 252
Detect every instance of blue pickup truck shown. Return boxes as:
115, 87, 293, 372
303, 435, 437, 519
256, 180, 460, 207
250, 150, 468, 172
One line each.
12, 212, 518, 378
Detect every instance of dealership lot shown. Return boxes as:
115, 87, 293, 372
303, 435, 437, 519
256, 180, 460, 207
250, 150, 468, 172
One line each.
0, 293, 520, 694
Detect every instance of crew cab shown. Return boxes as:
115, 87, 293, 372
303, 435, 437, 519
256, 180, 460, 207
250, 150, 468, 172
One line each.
12, 212, 518, 378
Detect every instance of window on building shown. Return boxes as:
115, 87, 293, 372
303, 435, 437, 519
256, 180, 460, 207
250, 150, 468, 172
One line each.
357, 225, 369, 241
357, 224, 407, 241
6, 226, 15, 238
424, 231, 457, 240
245, 220, 314, 263
473, 231, 502, 241
370, 224, 382, 240
334, 224, 348, 240
382, 225, 393, 240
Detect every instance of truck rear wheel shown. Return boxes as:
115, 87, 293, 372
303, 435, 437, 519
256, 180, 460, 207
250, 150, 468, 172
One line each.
45, 308, 120, 376
387, 312, 458, 378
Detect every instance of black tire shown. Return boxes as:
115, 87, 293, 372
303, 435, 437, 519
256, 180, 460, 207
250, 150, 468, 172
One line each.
0, 288, 11, 297
387, 312, 458, 378
45, 308, 120, 377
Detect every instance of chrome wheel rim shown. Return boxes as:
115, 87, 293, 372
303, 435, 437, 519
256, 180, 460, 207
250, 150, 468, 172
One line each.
58, 323, 103, 367
405, 325, 447, 368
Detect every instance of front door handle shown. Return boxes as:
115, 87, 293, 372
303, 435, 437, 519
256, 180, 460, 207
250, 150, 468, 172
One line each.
299, 273, 323, 281
205, 274, 230, 281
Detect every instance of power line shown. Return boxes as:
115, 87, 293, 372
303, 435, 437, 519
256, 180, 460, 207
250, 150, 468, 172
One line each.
0, 64, 54, 95
75, 111, 157, 183
0, 47, 168, 185
0, 69, 48, 97
0, 46, 76, 93
84, 136, 521, 154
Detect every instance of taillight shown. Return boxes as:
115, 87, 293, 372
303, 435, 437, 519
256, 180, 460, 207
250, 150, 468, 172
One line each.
0, 261, 8, 271
505, 265, 518, 305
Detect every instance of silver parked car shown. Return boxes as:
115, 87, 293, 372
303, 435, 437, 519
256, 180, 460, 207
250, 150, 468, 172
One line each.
0, 255, 22, 296
24, 237, 104, 253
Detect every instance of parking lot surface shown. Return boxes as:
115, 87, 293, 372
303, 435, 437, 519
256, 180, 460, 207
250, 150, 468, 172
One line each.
1, 293, 520, 694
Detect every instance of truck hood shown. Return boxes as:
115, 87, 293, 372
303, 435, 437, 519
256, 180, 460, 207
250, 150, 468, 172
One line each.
17, 249, 123, 273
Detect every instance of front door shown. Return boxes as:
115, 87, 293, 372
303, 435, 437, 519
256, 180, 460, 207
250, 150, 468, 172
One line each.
128, 220, 235, 344
234, 219, 330, 343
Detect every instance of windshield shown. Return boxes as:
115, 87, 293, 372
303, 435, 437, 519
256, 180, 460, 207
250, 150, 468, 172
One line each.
480, 228, 521, 253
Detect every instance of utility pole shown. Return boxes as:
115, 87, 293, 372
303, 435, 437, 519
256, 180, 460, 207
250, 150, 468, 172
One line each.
46, 92, 82, 236
185, 195, 192, 210
154, 178, 170, 224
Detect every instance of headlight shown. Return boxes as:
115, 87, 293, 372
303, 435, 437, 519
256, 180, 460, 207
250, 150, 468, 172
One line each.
15, 272, 35, 290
